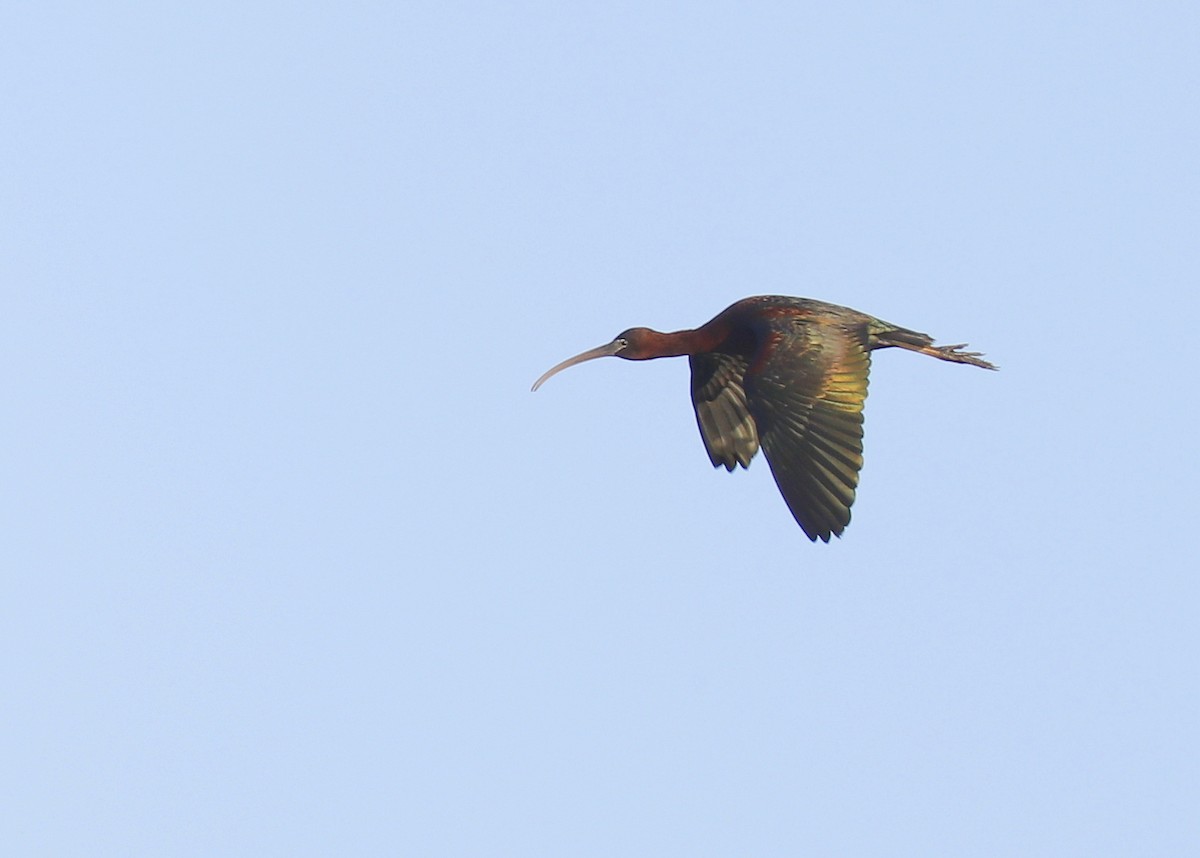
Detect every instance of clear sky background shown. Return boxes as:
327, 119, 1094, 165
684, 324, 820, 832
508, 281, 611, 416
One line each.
3, 2, 1197, 855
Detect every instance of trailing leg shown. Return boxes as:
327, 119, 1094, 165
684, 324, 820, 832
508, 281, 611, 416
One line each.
872, 325, 998, 370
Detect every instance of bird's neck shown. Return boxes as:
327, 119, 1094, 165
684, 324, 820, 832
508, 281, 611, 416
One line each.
639, 323, 730, 359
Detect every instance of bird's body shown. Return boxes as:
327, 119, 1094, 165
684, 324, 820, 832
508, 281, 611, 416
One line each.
532, 296, 995, 541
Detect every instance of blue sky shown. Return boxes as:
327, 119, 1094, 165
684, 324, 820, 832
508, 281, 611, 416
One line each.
3, 2, 1197, 854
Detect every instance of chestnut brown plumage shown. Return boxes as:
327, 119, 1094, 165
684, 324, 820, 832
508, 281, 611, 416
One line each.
532, 296, 996, 541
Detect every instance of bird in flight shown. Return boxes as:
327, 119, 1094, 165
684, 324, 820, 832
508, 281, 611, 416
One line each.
532, 295, 996, 541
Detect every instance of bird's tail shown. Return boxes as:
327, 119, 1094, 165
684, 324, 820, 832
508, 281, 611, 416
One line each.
873, 325, 998, 371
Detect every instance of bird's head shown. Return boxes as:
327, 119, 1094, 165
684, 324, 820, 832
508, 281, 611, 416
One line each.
531, 327, 662, 391
610, 327, 662, 360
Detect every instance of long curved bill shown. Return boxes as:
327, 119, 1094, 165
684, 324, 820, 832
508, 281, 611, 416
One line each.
531, 340, 624, 391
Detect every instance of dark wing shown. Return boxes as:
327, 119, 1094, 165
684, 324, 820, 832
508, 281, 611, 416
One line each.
744, 324, 870, 542
689, 352, 759, 470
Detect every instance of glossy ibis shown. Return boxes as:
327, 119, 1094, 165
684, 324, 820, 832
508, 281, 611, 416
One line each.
532, 296, 996, 541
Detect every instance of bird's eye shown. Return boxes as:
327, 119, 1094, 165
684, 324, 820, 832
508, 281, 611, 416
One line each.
615, 337, 628, 349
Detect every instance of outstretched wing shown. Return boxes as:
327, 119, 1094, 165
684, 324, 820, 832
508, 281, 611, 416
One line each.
689, 352, 760, 470
744, 323, 870, 542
